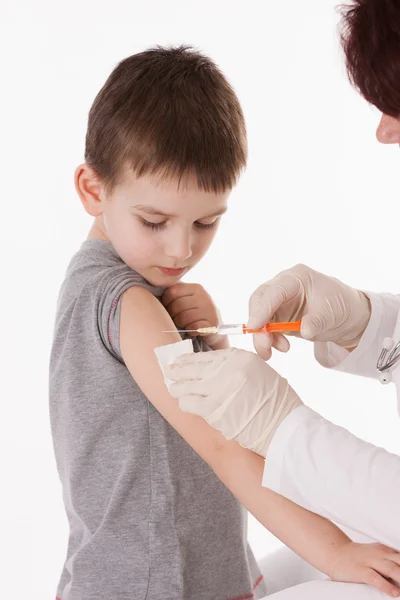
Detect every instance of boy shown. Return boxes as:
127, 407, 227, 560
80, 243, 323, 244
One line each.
50, 45, 383, 600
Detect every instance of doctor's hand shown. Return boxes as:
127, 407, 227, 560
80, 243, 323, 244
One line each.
165, 347, 303, 458
248, 263, 371, 360
329, 541, 400, 598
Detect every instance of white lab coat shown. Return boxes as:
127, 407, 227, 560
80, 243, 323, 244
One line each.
258, 291, 400, 599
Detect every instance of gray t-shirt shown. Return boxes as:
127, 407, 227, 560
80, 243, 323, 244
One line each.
49, 239, 266, 600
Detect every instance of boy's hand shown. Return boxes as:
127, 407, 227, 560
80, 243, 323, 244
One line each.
162, 283, 227, 349
329, 542, 400, 597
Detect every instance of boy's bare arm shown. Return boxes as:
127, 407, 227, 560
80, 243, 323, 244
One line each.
213, 441, 348, 572
119, 286, 352, 575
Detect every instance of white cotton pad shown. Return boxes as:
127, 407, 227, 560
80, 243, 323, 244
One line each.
154, 339, 194, 388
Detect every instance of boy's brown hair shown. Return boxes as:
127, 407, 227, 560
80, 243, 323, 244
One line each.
85, 45, 247, 194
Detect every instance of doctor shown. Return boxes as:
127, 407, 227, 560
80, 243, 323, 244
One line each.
165, 0, 400, 597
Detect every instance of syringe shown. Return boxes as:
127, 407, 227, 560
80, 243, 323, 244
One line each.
162, 320, 302, 335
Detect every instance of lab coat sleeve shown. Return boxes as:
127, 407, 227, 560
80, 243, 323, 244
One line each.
262, 405, 400, 551
314, 291, 400, 380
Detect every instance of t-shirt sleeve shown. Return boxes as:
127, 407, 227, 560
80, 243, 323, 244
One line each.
96, 265, 165, 362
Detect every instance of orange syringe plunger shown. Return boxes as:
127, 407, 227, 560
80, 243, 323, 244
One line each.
242, 320, 302, 334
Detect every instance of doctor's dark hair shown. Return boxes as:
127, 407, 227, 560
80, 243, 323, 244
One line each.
340, 0, 400, 117
84, 45, 247, 194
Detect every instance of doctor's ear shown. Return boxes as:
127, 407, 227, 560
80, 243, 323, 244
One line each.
74, 164, 106, 217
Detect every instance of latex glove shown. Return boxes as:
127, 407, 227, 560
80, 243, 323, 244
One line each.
247, 263, 371, 360
162, 283, 227, 349
165, 347, 303, 458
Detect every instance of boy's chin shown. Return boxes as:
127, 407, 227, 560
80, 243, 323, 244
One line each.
140, 267, 189, 288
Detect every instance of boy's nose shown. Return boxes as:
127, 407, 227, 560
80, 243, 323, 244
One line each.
376, 114, 400, 144
165, 232, 192, 262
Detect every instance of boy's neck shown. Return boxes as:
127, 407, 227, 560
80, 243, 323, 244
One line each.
87, 217, 109, 242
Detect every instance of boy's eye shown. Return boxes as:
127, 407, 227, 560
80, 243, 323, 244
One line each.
140, 219, 166, 230
195, 219, 219, 231
140, 218, 219, 231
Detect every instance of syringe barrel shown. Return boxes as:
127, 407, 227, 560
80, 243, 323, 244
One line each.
217, 324, 244, 335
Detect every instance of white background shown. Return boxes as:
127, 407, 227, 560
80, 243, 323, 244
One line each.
2, 1, 400, 598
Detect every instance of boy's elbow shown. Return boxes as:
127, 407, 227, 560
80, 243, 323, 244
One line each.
205, 432, 245, 473
207, 434, 264, 482
195, 427, 230, 471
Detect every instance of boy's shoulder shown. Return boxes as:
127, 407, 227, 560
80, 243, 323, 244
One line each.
67, 239, 128, 278
55, 240, 165, 327
52, 239, 167, 361
61, 239, 158, 299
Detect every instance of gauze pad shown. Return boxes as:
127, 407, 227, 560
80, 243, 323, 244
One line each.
154, 339, 194, 388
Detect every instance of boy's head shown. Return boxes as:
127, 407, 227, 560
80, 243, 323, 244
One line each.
340, 0, 400, 144
76, 45, 247, 286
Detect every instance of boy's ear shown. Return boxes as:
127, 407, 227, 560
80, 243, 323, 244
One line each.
74, 164, 105, 217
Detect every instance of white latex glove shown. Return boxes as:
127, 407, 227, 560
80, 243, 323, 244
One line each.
165, 347, 303, 458
247, 264, 371, 360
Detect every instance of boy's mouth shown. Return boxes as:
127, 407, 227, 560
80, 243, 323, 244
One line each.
158, 266, 187, 276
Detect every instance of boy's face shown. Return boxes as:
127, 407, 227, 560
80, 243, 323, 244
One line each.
95, 169, 230, 287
